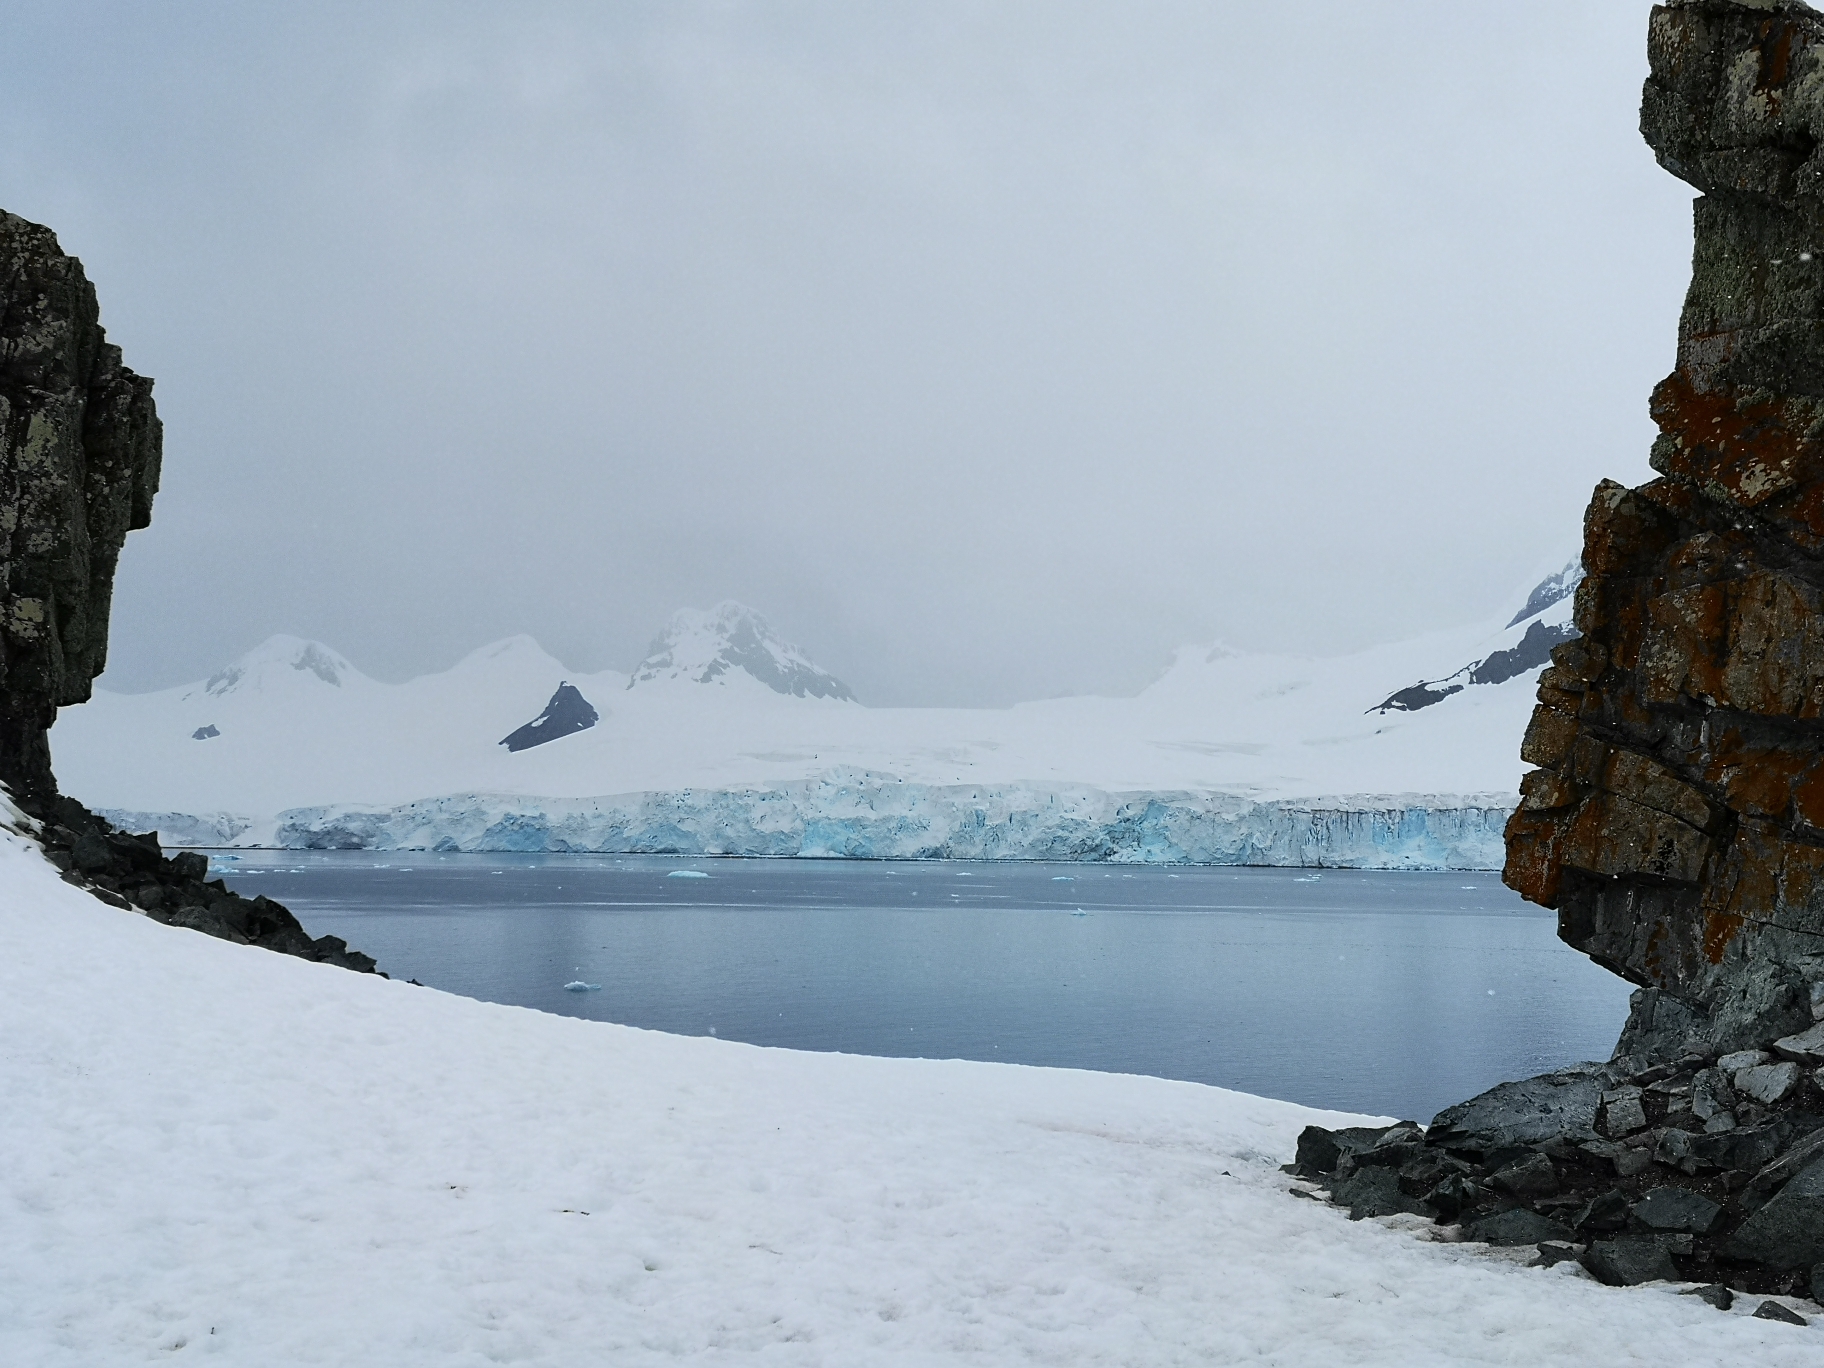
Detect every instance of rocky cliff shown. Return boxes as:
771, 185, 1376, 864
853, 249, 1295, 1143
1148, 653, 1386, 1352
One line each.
1290, 2, 1824, 1306
1507, 0, 1824, 1060
0, 211, 161, 804
0, 211, 375, 973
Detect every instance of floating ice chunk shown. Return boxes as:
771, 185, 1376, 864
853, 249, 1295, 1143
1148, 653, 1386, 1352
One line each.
563, 981, 601, 992
1052, 876, 1074, 882
666, 870, 710, 879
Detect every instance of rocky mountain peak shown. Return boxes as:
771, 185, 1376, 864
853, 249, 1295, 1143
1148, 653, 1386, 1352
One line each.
628, 601, 856, 701
196, 637, 359, 698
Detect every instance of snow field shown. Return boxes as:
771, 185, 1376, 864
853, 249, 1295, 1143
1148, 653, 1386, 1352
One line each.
6, 833, 1824, 1365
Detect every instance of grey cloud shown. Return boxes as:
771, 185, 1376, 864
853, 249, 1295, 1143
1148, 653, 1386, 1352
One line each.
2, 1, 1687, 705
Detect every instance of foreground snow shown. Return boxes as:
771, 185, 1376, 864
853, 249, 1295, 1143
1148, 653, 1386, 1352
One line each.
5, 837, 1823, 1364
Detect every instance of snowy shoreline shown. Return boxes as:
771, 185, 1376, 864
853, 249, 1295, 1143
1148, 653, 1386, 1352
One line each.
100, 780, 1516, 869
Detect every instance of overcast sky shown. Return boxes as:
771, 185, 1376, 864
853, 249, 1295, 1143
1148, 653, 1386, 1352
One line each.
3, 2, 1689, 706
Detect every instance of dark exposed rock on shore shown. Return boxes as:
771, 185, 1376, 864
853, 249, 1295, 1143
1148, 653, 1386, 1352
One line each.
17, 792, 376, 972
1293, 1025, 1824, 1304
0, 212, 161, 805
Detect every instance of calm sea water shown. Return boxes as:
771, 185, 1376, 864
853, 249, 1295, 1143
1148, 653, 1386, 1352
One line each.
216, 853, 1632, 1121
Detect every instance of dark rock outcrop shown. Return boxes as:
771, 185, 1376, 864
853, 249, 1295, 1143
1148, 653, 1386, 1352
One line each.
0, 209, 375, 973
1, 212, 161, 803
20, 794, 376, 971
500, 682, 599, 752
1508, 0, 1824, 1059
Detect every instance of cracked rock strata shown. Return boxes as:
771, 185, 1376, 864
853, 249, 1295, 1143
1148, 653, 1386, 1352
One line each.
1506, 0, 1824, 1058
0, 210, 161, 804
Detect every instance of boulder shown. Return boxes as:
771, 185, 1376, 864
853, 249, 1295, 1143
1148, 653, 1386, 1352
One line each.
1580, 1236, 1683, 1288
1293, 1124, 1401, 1176
1329, 1166, 1433, 1221
1772, 1022, 1824, 1067
1463, 1208, 1572, 1248
1426, 1067, 1606, 1154
1489, 1152, 1559, 1200
1720, 1050, 1773, 1075
1726, 1155, 1824, 1268
1599, 1087, 1649, 1137
1629, 1187, 1721, 1236
1681, 1284, 1734, 1311
1736, 1062, 1804, 1107
1754, 1301, 1809, 1326
1573, 1189, 1631, 1237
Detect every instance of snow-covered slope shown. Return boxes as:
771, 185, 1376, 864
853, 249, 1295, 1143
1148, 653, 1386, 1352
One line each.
5, 831, 1819, 1365
54, 571, 1576, 863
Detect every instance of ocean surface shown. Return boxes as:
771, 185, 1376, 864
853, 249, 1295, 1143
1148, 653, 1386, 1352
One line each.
216, 853, 1632, 1120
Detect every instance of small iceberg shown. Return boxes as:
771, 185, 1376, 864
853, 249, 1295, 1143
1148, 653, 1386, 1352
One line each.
1051, 876, 1074, 882
667, 870, 710, 879
563, 981, 601, 992
1292, 873, 1323, 883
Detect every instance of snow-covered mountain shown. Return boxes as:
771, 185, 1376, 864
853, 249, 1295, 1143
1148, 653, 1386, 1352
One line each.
629, 602, 855, 700
52, 567, 1578, 865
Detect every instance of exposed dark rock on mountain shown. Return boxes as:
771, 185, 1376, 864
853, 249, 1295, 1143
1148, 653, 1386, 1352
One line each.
500, 682, 599, 752
1508, 558, 1584, 629
0, 208, 375, 972
1373, 617, 1578, 714
0, 211, 161, 804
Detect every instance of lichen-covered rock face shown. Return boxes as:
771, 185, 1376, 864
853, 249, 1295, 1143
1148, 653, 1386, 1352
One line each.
1505, 0, 1824, 1057
0, 210, 161, 802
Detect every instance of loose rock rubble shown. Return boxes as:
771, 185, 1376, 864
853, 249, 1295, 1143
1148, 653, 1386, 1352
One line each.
14, 793, 377, 973
1293, 1012, 1824, 1309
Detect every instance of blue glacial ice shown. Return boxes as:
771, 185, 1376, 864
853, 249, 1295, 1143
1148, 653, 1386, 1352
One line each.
105, 771, 1522, 869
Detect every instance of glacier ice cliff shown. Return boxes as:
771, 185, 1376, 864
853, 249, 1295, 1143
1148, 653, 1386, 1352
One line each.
105, 774, 1513, 869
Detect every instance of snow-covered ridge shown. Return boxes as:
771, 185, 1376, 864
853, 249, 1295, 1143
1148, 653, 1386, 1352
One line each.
200, 636, 363, 697
629, 601, 855, 700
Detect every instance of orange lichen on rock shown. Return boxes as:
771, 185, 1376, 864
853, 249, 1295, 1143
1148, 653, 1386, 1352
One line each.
1504, 0, 1824, 1058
